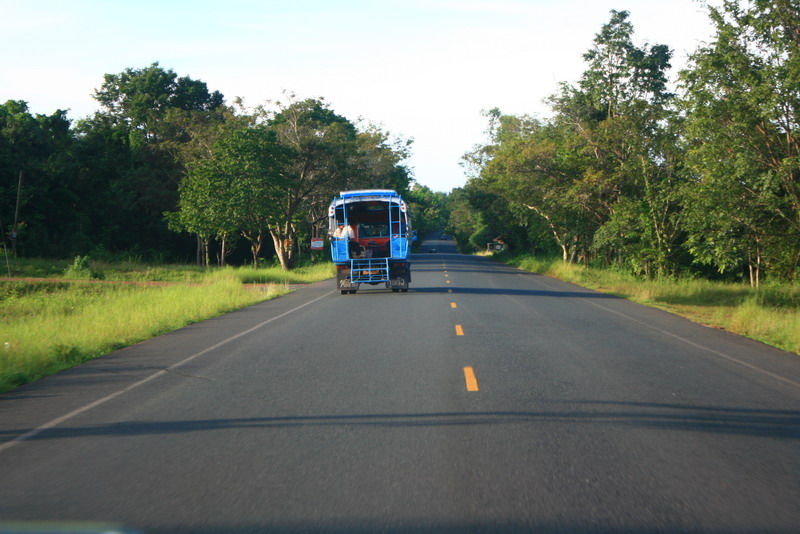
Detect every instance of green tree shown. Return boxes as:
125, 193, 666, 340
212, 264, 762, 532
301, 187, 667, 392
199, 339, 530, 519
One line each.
351, 125, 413, 195
166, 163, 226, 267
458, 12, 683, 272
445, 187, 475, 251
575, 10, 672, 121
267, 97, 358, 270
406, 183, 448, 241
160, 103, 250, 264
169, 125, 290, 267
94, 62, 224, 140
0, 101, 79, 257
82, 64, 227, 261
480, 117, 595, 262
548, 10, 682, 272
680, 0, 800, 284
167, 96, 413, 269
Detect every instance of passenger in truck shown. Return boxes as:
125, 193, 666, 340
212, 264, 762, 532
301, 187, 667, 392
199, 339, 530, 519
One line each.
333, 223, 362, 257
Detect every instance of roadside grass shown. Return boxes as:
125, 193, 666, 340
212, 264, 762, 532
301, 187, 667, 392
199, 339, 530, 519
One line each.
0, 257, 70, 278
0, 259, 337, 393
1, 256, 336, 284
0, 256, 205, 281
210, 262, 337, 285
499, 252, 800, 355
0, 277, 292, 393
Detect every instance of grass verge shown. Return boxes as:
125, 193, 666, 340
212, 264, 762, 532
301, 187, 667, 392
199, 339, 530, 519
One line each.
0, 261, 337, 393
1, 257, 337, 284
0, 277, 291, 393
499, 253, 800, 355
212, 263, 337, 285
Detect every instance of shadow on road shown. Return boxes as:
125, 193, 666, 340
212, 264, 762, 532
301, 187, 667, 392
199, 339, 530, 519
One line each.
4, 401, 798, 442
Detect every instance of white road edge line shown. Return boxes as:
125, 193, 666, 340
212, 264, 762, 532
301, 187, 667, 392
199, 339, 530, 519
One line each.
526, 274, 800, 390
0, 290, 336, 454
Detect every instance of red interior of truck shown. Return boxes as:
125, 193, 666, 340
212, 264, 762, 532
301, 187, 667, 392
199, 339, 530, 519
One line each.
348, 203, 392, 258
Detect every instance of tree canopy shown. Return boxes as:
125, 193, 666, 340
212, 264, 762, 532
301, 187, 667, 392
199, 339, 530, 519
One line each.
1, 65, 415, 268
451, 4, 800, 284
4, 3, 799, 284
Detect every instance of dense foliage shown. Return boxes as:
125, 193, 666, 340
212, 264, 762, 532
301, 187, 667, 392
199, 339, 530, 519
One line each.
5, 2, 798, 284
1, 64, 415, 269
451, 3, 800, 285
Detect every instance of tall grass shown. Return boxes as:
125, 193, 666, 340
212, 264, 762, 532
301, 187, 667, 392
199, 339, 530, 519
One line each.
209, 263, 337, 285
2, 257, 337, 284
0, 258, 337, 392
0, 257, 70, 278
0, 278, 289, 393
501, 252, 800, 355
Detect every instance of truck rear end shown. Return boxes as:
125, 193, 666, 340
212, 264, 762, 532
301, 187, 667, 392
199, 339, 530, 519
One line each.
329, 189, 412, 294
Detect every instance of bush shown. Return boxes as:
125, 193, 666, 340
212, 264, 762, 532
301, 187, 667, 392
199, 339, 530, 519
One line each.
63, 255, 105, 280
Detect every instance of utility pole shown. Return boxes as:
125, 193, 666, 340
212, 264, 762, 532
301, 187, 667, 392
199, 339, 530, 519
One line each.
0, 205, 11, 276
12, 170, 22, 258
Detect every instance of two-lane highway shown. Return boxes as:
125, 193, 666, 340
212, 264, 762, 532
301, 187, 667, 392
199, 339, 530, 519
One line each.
2, 241, 800, 533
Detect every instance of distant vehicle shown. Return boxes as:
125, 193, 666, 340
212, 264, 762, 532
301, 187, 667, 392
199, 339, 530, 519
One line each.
329, 190, 412, 294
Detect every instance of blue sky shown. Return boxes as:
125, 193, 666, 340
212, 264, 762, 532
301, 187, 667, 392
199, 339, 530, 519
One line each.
1, 0, 714, 192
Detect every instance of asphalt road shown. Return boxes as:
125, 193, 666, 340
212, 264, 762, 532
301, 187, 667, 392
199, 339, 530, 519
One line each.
1, 238, 800, 533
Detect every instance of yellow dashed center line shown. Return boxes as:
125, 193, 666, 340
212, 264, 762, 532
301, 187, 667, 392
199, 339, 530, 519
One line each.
464, 367, 479, 391
455, 324, 464, 336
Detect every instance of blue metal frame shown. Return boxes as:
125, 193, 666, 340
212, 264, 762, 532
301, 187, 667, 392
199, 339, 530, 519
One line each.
349, 258, 390, 283
329, 190, 411, 285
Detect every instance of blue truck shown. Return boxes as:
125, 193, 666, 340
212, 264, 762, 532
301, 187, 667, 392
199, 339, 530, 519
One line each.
329, 189, 412, 294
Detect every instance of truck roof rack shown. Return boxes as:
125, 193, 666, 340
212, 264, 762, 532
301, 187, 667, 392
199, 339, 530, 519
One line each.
338, 189, 398, 198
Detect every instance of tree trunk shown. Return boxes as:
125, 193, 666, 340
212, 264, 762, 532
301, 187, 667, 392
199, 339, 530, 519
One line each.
241, 230, 265, 268
756, 247, 761, 288
250, 235, 263, 268
568, 239, 578, 264
199, 236, 211, 268
218, 234, 228, 267
270, 218, 297, 271
270, 231, 291, 271
747, 240, 763, 288
526, 204, 574, 263
196, 234, 211, 267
